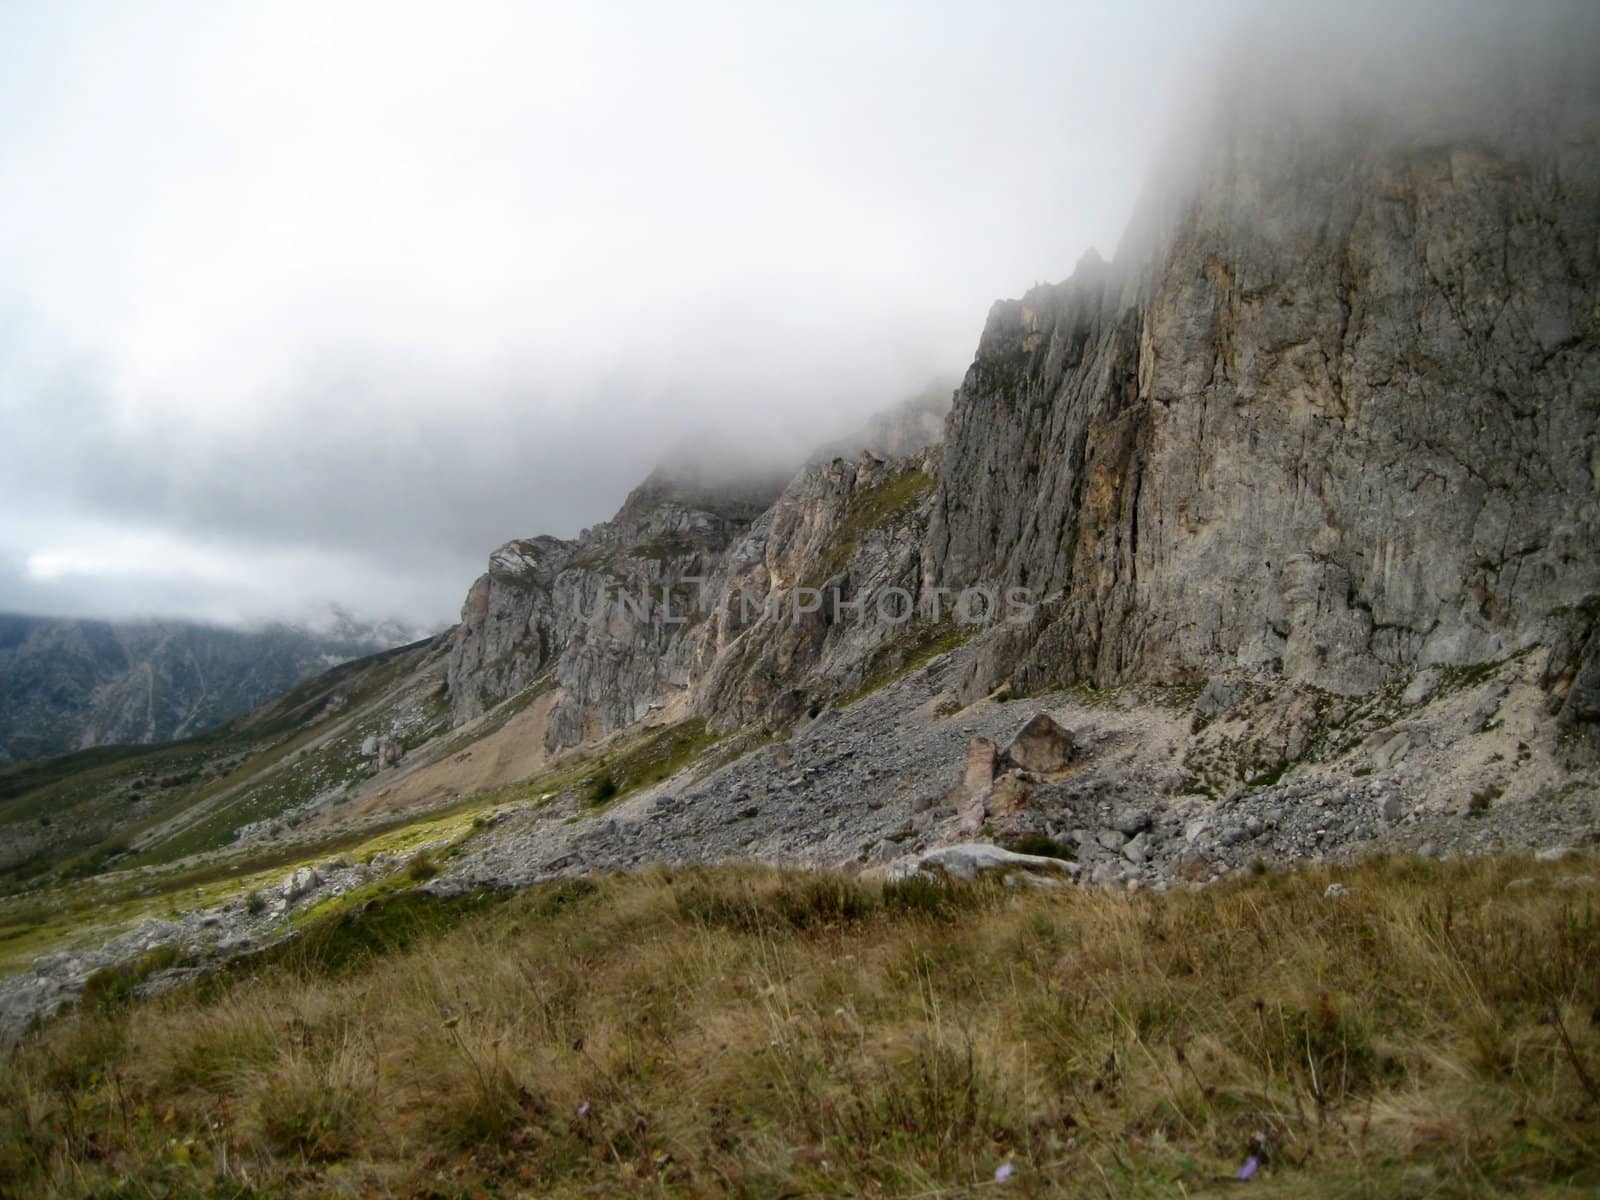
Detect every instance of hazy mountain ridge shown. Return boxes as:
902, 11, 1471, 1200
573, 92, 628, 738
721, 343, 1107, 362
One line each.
0, 613, 422, 764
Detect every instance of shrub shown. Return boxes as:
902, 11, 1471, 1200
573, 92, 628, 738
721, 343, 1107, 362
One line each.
585, 771, 619, 805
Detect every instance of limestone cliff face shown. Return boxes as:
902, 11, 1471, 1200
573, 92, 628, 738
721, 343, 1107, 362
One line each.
687, 452, 937, 730
447, 79, 1600, 750
928, 110, 1600, 706
445, 471, 782, 741
444, 446, 942, 747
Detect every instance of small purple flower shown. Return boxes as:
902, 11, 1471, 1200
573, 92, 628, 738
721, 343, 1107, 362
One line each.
994, 1163, 1015, 1183
576, 1101, 592, 1118
1237, 1156, 1260, 1181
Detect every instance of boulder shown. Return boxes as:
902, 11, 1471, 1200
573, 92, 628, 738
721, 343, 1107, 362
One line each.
1001, 714, 1075, 775
281, 866, 323, 903
1402, 670, 1442, 706
985, 770, 1032, 818
963, 738, 998, 795
904, 842, 1080, 884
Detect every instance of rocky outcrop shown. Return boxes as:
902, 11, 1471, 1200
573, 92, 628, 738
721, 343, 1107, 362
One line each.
1002, 714, 1075, 774
928, 88, 1600, 706
447, 52, 1599, 764
444, 404, 952, 747
444, 470, 786, 743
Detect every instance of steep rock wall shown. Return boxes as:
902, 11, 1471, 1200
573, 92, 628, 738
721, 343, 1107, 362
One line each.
929, 118, 1600, 702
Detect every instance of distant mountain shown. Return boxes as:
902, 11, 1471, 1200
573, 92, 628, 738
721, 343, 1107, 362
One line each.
0, 613, 425, 763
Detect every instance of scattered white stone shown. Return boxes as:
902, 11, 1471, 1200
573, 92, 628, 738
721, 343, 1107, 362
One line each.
907, 842, 1080, 883
281, 866, 323, 903
1323, 883, 1349, 899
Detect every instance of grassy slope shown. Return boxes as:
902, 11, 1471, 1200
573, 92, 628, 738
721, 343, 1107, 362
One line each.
3, 855, 1597, 1198
0, 640, 444, 889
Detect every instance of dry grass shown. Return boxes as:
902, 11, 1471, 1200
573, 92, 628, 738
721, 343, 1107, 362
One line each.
2, 855, 1598, 1197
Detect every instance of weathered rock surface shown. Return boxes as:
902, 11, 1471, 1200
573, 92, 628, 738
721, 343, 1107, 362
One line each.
926, 84, 1600, 707
445, 446, 949, 750
1001, 714, 1075, 774
896, 842, 1080, 884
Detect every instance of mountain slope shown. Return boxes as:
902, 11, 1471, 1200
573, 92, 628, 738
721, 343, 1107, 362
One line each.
0, 614, 419, 764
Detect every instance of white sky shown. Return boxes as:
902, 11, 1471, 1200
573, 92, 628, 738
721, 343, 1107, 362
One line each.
2, 0, 1238, 626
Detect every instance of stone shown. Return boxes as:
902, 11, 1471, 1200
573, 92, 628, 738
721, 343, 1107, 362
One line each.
908, 843, 1080, 884
1402, 670, 1442, 707
1194, 677, 1246, 724
963, 738, 998, 795
1372, 733, 1414, 772
1001, 714, 1075, 774
1096, 829, 1127, 852
1113, 807, 1152, 836
984, 770, 1033, 819
281, 866, 323, 903
1121, 832, 1150, 865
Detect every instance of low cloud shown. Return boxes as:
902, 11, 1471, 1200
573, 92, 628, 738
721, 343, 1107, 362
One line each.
15, 2, 1576, 628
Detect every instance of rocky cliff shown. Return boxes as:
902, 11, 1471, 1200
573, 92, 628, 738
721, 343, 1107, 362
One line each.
926, 78, 1600, 738
443, 47, 1600, 757
444, 438, 947, 748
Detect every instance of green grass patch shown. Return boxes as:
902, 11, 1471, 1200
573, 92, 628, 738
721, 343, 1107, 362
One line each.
811, 466, 935, 582
839, 620, 976, 708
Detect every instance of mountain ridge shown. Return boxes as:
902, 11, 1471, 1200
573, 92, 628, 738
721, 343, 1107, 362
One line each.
0, 612, 425, 765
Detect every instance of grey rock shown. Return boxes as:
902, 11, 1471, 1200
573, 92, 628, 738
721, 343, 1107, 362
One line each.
925, 86, 1600, 704
1194, 677, 1246, 723
1402, 671, 1442, 707
1113, 807, 1152, 836
1001, 714, 1075, 774
906, 842, 1080, 884
281, 866, 322, 903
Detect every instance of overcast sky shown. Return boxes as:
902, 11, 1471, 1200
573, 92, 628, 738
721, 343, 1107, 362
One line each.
2, 0, 1247, 628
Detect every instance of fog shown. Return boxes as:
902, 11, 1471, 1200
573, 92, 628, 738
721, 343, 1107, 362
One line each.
1, 0, 1589, 629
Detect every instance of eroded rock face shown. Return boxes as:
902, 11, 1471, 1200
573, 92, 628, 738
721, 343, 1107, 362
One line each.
927, 105, 1600, 702
444, 438, 945, 750
445, 72, 1598, 764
